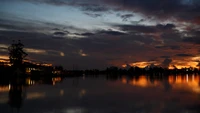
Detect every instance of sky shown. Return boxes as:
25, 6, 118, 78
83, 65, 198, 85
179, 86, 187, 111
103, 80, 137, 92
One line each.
0, 0, 200, 69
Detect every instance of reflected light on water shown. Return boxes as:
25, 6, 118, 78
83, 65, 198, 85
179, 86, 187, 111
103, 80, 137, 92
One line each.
60, 89, 64, 96
26, 78, 35, 85
62, 108, 87, 113
0, 85, 10, 92
52, 77, 62, 86
79, 89, 86, 97
121, 75, 200, 93
128, 76, 159, 87
0, 96, 8, 104
169, 75, 200, 93
26, 92, 46, 100
121, 76, 127, 84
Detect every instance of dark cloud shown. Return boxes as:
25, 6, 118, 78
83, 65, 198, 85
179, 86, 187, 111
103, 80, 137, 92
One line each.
115, 23, 176, 33
53, 31, 66, 36
175, 53, 193, 57
160, 56, 171, 58
182, 36, 200, 44
117, 25, 157, 33
155, 45, 168, 49
156, 24, 176, 30
161, 58, 172, 68
117, 13, 134, 21
170, 45, 181, 50
52, 28, 60, 31
84, 12, 102, 18
81, 4, 109, 12
81, 32, 94, 36
98, 30, 127, 36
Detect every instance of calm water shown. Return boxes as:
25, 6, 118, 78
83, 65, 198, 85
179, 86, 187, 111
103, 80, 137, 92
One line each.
0, 75, 200, 113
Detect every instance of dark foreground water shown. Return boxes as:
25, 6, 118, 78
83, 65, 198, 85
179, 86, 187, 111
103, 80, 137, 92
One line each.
0, 75, 200, 113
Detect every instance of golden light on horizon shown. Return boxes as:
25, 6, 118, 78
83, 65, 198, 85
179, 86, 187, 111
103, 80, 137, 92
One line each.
122, 61, 159, 68
122, 59, 199, 69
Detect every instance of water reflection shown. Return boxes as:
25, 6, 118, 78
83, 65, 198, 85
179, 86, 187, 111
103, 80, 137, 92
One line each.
0, 75, 200, 113
119, 75, 200, 93
8, 79, 25, 112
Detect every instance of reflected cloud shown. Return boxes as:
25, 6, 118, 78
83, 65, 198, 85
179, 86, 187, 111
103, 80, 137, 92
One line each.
62, 108, 87, 113
0, 95, 8, 104
79, 89, 86, 97
26, 92, 46, 100
60, 89, 64, 96
79, 50, 88, 57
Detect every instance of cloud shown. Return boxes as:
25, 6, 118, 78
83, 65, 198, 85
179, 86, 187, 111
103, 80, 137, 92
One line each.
84, 12, 102, 18
117, 13, 134, 21
161, 58, 172, 68
19, 0, 200, 25
160, 56, 171, 58
115, 23, 176, 33
81, 4, 109, 12
175, 53, 194, 57
98, 30, 127, 36
53, 31, 66, 36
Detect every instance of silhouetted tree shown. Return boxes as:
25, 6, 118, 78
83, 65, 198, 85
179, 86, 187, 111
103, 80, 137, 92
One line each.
8, 40, 28, 68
